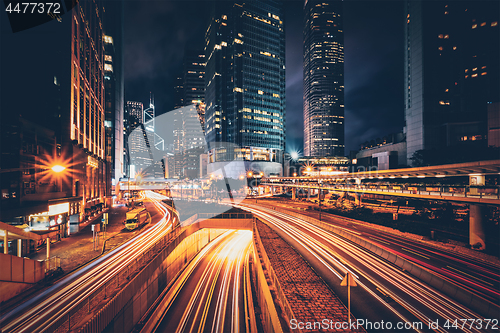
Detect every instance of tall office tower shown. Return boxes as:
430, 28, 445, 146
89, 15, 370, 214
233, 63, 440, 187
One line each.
404, 1, 499, 165
183, 50, 206, 131
125, 101, 144, 132
1, 1, 108, 230
204, 0, 286, 177
174, 76, 184, 109
103, 0, 125, 196
172, 109, 184, 178
124, 101, 143, 177
173, 76, 185, 178
144, 94, 155, 133
303, 0, 345, 157
182, 104, 207, 179
127, 124, 154, 178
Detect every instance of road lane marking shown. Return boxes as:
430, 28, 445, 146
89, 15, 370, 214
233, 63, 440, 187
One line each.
401, 247, 430, 260
369, 237, 390, 245
446, 266, 494, 286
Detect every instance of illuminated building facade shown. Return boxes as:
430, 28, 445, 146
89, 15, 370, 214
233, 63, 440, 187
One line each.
1, 1, 110, 236
404, 1, 499, 165
204, 0, 286, 177
303, 0, 345, 157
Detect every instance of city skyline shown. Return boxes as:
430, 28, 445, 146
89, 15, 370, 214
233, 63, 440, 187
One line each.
123, 0, 404, 155
0, 1, 499, 331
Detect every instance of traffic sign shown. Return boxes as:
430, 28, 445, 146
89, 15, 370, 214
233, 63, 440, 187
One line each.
341, 272, 357, 287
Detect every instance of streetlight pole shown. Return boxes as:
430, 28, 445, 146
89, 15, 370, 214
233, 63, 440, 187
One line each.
318, 182, 322, 221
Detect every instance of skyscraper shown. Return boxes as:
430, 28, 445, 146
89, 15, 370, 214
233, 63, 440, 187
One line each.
126, 101, 144, 128
303, 0, 345, 157
124, 101, 143, 177
183, 51, 206, 110
204, 0, 286, 177
404, 1, 499, 165
103, 0, 125, 195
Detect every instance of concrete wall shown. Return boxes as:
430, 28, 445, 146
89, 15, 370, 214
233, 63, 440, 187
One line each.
0, 253, 45, 303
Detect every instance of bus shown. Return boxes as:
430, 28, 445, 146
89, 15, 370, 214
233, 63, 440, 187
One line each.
124, 207, 151, 231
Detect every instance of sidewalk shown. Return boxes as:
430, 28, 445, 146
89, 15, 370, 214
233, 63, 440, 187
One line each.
28, 204, 130, 273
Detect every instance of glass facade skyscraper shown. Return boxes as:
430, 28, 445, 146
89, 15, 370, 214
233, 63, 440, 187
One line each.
303, 0, 345, 157
204, 0, 285, 177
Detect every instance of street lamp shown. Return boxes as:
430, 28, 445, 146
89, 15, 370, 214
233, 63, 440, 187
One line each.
51, 165, 66, 173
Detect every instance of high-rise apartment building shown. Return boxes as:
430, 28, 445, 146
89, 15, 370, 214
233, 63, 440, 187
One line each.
404, 1, 499, 164
303, 0, 345, 157
204, 0, 286, 177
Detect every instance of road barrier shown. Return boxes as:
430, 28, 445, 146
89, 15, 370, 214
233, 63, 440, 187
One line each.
269, 206, 500, 320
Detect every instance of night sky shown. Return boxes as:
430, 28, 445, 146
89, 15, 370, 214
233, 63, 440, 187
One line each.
124, 0, 404, 155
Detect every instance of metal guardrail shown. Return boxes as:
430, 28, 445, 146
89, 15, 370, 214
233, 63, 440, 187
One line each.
266, 183, 500, 200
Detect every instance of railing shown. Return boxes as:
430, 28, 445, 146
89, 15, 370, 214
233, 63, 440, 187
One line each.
44, 256, 60, 273
273, 183, 500, 200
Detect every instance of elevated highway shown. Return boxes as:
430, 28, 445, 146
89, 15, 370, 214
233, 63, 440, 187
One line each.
260, 160, 500, 250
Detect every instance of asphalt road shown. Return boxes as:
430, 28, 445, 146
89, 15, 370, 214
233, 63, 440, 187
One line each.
142, 230, 254, 333
261, 198, 500, 306
239, 203, 495, 333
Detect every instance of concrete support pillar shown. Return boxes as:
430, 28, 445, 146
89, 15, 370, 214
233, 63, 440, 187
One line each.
292, 188, 296, 200
469, 204, 486, 250
17, 239, 22, 257
46, 237, 51, 259
354, 193, 362, 206
3, 231, 8, 254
